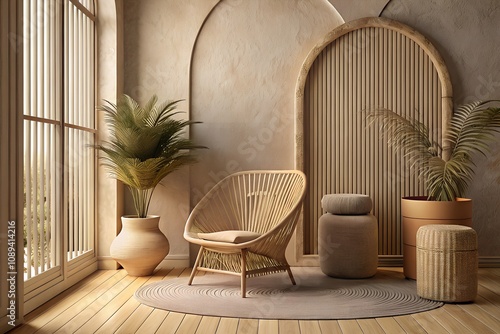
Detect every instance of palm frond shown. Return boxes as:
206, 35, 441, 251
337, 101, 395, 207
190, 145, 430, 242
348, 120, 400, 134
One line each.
448, 100, 500, 159
94, 94, 206, 217
144, 99, 184, 127
366, 100, 500, 201
426, 156, 473, 201
128, 187, 154, 218
366, 109, 440, 178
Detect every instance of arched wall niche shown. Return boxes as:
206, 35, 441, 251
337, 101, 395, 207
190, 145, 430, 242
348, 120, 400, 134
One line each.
188, 0, 343, 260
294, 17, 453, 264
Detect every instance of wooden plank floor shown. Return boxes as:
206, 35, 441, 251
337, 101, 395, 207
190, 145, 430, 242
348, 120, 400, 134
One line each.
9, 266, 500, 334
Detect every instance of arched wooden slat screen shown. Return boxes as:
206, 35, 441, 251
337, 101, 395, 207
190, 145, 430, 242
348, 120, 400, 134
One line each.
295, 18, 452, 261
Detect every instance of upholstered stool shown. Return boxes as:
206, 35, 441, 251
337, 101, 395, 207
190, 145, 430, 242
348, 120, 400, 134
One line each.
318, 194, 378, 278
416, 224, 478, 302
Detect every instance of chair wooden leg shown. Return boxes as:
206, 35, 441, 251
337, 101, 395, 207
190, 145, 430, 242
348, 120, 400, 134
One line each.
241, 249, 247, 298
188, 246, 205, 285
286, 266, 296, 285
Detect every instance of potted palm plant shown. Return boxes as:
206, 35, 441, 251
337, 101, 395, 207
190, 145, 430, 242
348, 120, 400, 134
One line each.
96, 94, 205, 276
368, 100, 500, 279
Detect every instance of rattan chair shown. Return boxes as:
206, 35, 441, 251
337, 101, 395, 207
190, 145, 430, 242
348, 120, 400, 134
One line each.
184, 170, 307, 297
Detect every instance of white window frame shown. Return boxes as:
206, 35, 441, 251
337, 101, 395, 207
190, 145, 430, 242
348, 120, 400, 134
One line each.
21, 0, 98, 314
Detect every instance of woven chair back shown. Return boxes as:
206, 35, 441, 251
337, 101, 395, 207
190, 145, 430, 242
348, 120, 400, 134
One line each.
190, 170, 306, 234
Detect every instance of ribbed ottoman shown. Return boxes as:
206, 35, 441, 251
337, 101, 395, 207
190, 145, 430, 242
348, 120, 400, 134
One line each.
416, 224, 478, 302
318, 194, 378, 278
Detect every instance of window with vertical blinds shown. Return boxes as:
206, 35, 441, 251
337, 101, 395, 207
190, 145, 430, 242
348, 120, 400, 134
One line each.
22, 0, 96, 310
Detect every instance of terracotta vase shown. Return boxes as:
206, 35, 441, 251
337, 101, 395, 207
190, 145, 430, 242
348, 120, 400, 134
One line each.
110, 215, 170, 276
401, 197, 472, 280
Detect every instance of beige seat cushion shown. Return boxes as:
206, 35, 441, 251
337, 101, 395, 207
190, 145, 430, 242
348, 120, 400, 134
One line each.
321, 193, 372, 215
198, 230, 261, 244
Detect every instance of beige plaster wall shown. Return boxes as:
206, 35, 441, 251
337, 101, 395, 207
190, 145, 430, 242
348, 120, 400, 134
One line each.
96, 0, 123, 269
382, 0, 500, 256
190, 0, 343, 204
327, 0, 389, 22
189, 0, 346, 265
122, 0, 219, 260
122, 0, 347, 261
120, 0, 500, 261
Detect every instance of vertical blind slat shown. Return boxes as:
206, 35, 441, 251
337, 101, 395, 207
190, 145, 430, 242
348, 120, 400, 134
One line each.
303, 26, 443, 255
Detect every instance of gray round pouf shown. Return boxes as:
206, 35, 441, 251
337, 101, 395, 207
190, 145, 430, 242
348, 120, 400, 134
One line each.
318, 194, 378, 278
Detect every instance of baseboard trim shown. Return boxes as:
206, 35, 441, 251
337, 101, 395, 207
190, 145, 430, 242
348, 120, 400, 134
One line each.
97, 256, 120, 270
98, 255, 190, 270
160, 257, 190, 268
478, 256, 500, 267
99, 254, 500, 270
377, 255, 500, 268
378, 255, 403, 267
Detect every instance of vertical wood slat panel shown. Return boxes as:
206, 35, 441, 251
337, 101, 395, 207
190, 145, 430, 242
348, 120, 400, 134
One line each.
303, 26, 443, 255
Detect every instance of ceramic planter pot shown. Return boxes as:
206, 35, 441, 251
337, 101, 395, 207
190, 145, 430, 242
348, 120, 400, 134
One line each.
110, 215, 170, 276
401, 197, 472, 279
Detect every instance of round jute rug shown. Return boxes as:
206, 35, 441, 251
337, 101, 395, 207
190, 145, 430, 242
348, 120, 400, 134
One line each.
134, 267, 442, 320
